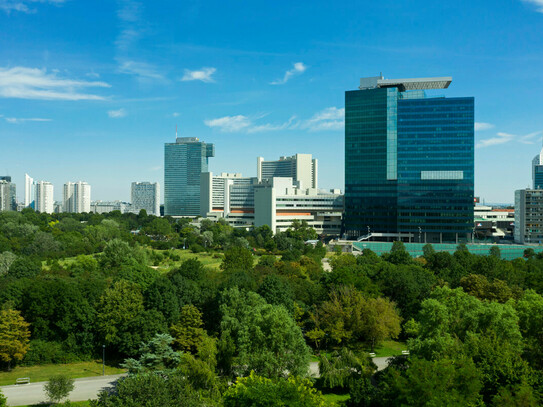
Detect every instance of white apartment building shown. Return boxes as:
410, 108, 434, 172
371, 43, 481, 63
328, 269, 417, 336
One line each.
35, 181, 54, 214
257, 154, 318, 189
64, 181, 91, 213
0, 180, 11, 212
514, 189, 543, 244
25, 173, 33, 207
131, 182, 160, 216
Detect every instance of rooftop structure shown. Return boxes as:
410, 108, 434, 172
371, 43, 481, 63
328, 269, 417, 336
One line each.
359, 75, 452, 91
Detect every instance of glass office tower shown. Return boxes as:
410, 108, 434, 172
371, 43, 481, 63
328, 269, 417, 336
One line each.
164, 137, 215, 216
344, 75, 474, 243
532, 147, 543, 189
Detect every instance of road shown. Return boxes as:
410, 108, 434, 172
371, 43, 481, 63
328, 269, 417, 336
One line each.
0, 374, 124, 407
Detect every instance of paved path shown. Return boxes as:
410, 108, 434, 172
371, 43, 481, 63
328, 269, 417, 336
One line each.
0, 374, 125, 406
309, 356, 392, 377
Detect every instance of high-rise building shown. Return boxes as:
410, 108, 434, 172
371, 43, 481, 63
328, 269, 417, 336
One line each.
164, 137, 214, 216
344, 75, 474, 243
25, 173, 34, 207
34, 181, 54, 214
0, 176, 16, 211
63, 181, 91, 213
514, 189, 543, 244
200, 172, 256, 218
532, 146, 543, 189
257, 154, 318, 189
131, 182, 160, 216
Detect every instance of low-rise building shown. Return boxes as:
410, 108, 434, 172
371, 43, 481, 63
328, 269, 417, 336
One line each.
91, 200, 132, 214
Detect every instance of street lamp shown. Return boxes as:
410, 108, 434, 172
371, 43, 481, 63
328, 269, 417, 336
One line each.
102, 345, 105, 376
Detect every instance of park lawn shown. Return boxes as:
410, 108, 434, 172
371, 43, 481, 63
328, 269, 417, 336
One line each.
369, 339, 407, 357
155, 249, 223, 272
322, 393, 350, 405
0, 361, 125, 386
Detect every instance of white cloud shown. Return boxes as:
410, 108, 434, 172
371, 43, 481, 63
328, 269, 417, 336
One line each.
248, 116, 298, 133
523, 0, 543, 13
115, 0, 143, 51
270, 62, 307, 85
204, 115, 251, 132
118, 60, 164, 81
0, 66, 110, 100
302, 107, 344, 131
108, 108, 127, 118
181, 67, 216, 83
474, 122, 494, 131
476, 130, 542, 148
172, 112, 180, 117
0, 0, 65, 14
476, 132, 515, 148
4, 117, 51, 124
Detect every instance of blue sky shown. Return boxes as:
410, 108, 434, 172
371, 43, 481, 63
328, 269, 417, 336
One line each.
0, 0, 542, 204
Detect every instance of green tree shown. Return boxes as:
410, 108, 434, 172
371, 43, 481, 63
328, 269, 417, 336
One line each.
170, 305, 206, 353
383, 241, 411, 265
257, 274, 294, 313
44, 374, 75, 405
221, 246, 254, 272
318, 348, 375, 390
219, 288, 310, 378
97, 280, 144, 347
0, 251, 16, 276
90, 373, 205, 407
490, 245, 501, 259
122, 334, 181, 374
318, 286, 401, 348
372, 357, 483, 407
0, 389, 6, 407
0, 309, 30, 370
223, 372, 328, 407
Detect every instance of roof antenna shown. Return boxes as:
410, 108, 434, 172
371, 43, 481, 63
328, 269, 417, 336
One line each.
176, 124, 178, 139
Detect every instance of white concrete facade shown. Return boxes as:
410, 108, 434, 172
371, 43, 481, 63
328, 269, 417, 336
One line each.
24, 173, 33, 207
64, 181, 91, 213
257, 154, 318, 189
514, 189, 543, 244
34, 181, 54, 214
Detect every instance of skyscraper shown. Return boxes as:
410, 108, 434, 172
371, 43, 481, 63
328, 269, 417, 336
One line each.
25, 173, 34, 207
0, 176, 16, 211
343, 75, 474, 243
257, 154, 318, 189
532, 146, 543, 189
164, 137, 214, 216
64, 181, 91, 213
35, 181, 54, 214
131, 182, 160, 216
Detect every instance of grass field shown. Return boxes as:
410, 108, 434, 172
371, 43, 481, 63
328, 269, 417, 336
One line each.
323, 393, 350, 404
154, 249, 223, 272
0, 361, 125, 386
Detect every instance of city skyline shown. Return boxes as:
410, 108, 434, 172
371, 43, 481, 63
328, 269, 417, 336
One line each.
1, 1, 543, 203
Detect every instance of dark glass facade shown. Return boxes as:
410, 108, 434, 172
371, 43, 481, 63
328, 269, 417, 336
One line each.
164, 138, 214, 216
344, 86, 474, 242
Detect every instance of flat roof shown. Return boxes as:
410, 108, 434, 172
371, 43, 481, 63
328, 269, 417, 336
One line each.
359, 75, 452, 91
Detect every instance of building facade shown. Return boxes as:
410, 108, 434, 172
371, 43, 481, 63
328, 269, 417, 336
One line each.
91, 200, 132, 214
514, 189, 543, 244
164, 137, 214, 216
64, 181, 91, 213
257, 154, 318, 189
34, 181, 54, 214
532, 146, 543, 189
343, 75, 474, 243
0, 176, 16, 211
131, 182, 160, 216
25, 173, 33, 207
